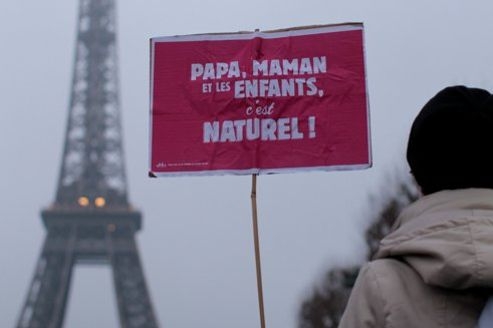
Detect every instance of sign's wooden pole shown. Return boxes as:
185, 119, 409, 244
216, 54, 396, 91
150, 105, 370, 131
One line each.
251, 174, 266, 328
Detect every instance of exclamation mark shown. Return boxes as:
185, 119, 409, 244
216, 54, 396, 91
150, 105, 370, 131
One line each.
309, 116, 316, 138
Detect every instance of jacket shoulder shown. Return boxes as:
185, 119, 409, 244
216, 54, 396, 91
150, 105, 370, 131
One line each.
338, 260, 391, 327
340, 258, 485, 328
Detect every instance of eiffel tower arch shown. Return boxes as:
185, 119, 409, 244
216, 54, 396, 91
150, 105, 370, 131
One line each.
16, 0, 158, 327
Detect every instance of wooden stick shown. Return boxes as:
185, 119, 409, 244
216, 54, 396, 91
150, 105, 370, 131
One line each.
251, 174, 266, 328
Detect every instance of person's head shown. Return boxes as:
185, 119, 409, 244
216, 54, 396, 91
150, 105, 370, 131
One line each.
407, 85, 493, 195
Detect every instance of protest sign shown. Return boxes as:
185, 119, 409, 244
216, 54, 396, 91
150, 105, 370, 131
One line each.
150, 24, 370, 176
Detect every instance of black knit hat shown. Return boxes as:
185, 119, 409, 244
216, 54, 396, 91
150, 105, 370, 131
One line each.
407, 85, 493, 195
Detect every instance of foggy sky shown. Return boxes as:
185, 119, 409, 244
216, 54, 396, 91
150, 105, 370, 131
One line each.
2, 1, 493, 327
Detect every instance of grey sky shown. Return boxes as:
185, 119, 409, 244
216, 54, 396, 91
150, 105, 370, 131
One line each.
1, 1, 493, 327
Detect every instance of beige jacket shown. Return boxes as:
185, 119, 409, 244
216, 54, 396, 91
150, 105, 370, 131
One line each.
339, 189, 493, 328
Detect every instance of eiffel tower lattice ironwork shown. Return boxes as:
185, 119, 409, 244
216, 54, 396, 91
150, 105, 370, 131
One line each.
16, 0, 158, 327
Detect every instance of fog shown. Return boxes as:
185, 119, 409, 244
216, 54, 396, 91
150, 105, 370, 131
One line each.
1, 1, 493, 327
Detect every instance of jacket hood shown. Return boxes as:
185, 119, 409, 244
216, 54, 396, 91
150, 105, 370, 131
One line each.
375, 188, 493, 290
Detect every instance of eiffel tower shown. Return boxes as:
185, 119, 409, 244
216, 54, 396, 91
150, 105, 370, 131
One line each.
16, 0, 158, 327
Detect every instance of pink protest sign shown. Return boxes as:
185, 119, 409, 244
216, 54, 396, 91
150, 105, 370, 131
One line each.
150, 24, 371, 176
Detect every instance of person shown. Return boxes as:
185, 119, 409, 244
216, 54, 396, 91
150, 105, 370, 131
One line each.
338, 85, 493, 327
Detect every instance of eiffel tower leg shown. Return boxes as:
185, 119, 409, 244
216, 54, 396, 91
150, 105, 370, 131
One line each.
17, 225, 75, 328
109, 228, 158, 328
